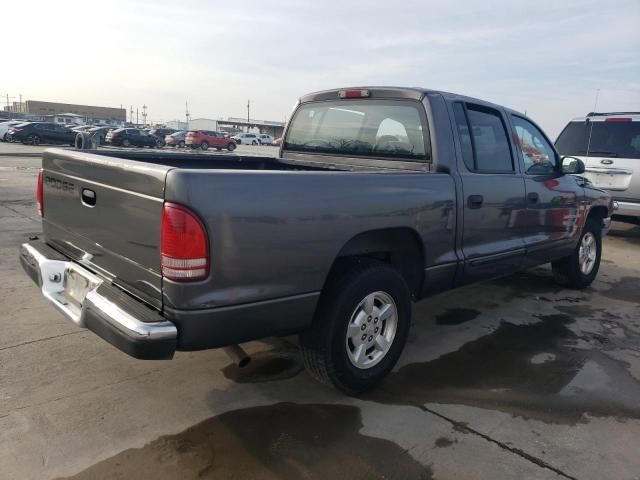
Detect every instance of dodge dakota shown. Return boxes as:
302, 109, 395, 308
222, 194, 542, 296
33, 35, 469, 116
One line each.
20, 87, 613, 393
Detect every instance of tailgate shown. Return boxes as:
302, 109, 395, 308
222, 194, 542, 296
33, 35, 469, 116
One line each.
41, 148, 171, 309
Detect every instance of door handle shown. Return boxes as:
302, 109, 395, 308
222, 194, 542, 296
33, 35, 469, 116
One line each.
467, 194, 484, 209
527, 192, 539, 203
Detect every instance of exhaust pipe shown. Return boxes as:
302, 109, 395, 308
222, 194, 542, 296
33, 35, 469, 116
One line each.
223, 345, 251, 368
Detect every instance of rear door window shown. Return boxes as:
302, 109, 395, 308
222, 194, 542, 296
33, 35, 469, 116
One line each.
453, 102, 514, 172
555, 121, 640, 159
285, 100, 429, 161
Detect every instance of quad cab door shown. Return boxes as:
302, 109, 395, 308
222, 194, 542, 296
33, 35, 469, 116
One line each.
509, 115, 584, 265
451, 102, 527, 284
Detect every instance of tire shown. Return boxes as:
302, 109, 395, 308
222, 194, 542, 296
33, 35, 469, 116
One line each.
26, 134, 41, 146
201, 141, 209, 151
552, 218, 602, 289
227, 143, 236, 151
122, 139, 130, 147
178, 140, 185, 148
300, 258, 411, 394
252, 140, 257, 145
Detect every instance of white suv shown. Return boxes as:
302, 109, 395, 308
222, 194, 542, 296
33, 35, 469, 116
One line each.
232, 133, 260, 145
556, 112, 640, 223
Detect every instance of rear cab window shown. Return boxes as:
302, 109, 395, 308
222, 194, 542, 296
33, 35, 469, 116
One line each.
556, 119, 640, 159
284, 100, 430, 162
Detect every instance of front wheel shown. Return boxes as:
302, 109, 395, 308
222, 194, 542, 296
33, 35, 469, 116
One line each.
201, 141, 209, 151
300, 259, 411, 395
552, 218, 602, 289
122, 139, 131, 147
227, 143, 236, 151
178, 140, 185, 148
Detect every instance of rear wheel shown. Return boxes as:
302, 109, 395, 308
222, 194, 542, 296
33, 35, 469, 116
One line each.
178, 140, 185, 148
227, 143, 236, 151
201, 141, 209, 151
300, 259, 411, 394
252, 140, 257, 145
552, 218, 602, 289
122, 139, 130, 147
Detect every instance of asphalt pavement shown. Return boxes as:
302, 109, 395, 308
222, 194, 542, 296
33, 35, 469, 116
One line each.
1, 141, 639, 480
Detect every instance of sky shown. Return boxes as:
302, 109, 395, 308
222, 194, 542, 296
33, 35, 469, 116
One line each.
2, 0, 639, 136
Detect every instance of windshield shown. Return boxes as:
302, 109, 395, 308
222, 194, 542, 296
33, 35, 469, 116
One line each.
284, 100, 429, 161
555, 121, 640, 159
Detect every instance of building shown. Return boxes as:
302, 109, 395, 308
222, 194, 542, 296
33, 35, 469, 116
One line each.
3, 100, 126, 125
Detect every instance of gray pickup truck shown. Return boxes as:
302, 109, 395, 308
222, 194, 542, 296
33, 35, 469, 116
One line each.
20, 87, 613, 393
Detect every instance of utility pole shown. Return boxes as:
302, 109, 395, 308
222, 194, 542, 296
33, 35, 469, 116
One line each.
136, 108, 139, 126
247, 99, 250, 124
130, 105, 134, 124
142, 104, 147, 127
185, 101, 191, 126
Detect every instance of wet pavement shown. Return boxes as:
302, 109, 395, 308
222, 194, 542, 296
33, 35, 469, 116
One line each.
1, 145, 640, 480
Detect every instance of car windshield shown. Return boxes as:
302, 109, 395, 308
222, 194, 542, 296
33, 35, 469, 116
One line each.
555, 120, 640, 159
284, 100, 428, 161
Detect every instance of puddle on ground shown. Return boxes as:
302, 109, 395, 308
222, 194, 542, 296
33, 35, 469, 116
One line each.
222, 349, 304, 383
600, 276, 640, 303
58, 403, 433, 480
436, 308, 480, 325
434, 437, 457, 448
368, 315, 640, 424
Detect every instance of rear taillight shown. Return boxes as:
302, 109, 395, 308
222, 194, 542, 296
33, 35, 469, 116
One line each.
36, 168, 44, 217
160, 203, 209, 282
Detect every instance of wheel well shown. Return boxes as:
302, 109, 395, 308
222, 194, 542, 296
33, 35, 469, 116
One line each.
330, 228, 424, 298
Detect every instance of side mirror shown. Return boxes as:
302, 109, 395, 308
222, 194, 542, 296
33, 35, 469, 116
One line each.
560, 156, 585, 175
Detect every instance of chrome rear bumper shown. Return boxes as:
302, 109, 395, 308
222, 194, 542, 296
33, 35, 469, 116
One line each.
20, 241, 177, 359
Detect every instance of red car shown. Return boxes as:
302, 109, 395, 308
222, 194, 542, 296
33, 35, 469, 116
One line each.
185, 130, 236, 151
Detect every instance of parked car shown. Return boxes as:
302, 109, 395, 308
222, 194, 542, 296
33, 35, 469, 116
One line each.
20, 86, 612, 394
105, 128, 157, 148
165, 131, 187, 148
149, 128, 176, 147
232, 132, 260, 144
556, 112, 640, 224
6, 122, 76, 146
186, 130, 236, 151
0, 120, 26, 141
257, 134, 274, 145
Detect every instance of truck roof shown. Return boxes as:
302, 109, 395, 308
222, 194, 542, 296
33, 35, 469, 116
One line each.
299, 86, 526, 117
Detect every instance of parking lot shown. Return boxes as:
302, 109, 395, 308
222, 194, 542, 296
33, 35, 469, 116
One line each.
1, 141, 640, 480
